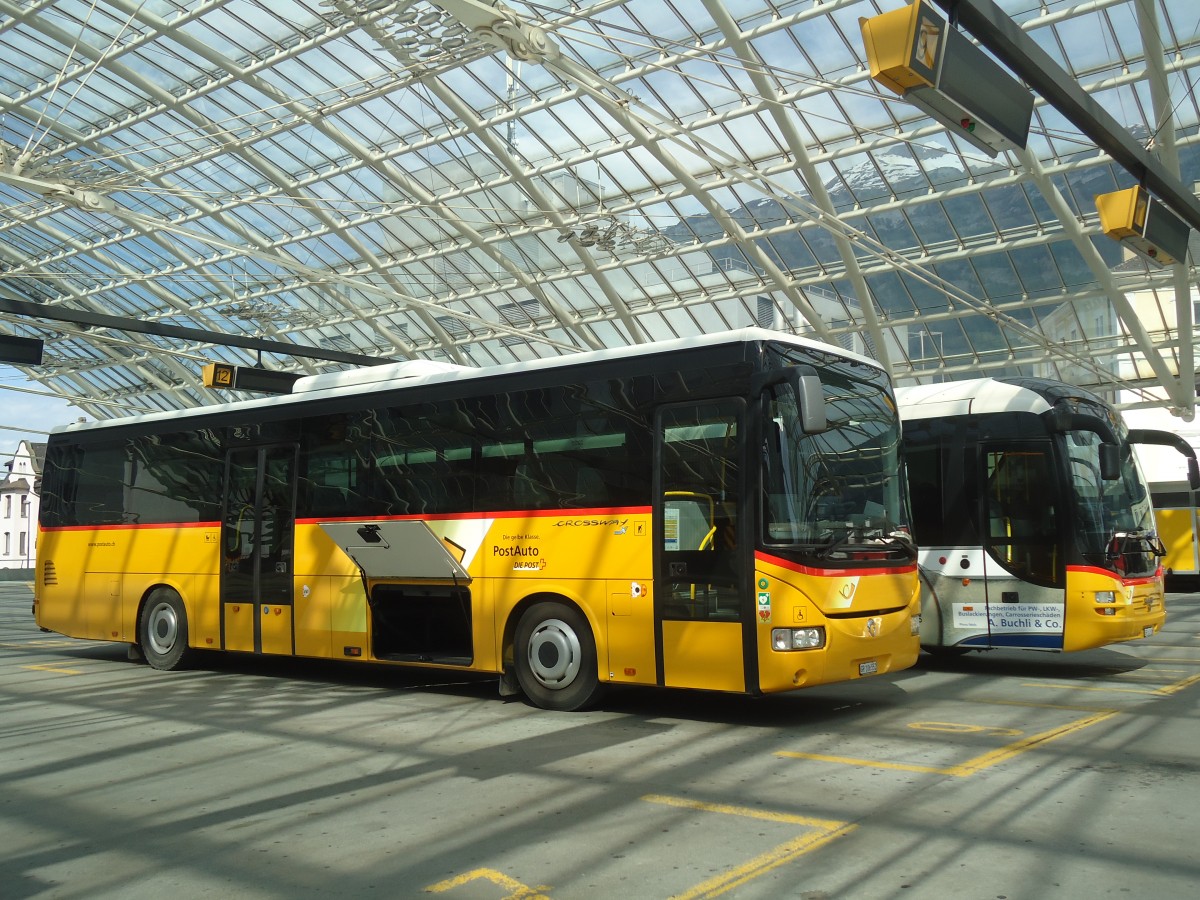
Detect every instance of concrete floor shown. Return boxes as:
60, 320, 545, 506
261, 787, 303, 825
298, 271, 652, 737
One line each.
2, 580, 1198, 899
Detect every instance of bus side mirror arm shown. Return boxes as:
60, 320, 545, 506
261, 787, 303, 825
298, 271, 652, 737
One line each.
750, 366, 828, 434
1043, 408, 1121, 481
1126, 428, 1200, 491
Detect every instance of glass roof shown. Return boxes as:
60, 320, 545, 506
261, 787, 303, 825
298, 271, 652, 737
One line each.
1, 0, 1198, 426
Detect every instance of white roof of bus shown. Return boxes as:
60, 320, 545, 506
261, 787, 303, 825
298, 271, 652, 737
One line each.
54, 328, 882, 435
894, 378, 1052, 421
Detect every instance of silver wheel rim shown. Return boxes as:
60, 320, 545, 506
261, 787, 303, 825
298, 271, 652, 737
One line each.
526, 618, 581, 691
146, 601, 178, 656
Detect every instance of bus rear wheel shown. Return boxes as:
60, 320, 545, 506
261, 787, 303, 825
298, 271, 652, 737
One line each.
139, 588, 192, 671
514, 602, 601, 711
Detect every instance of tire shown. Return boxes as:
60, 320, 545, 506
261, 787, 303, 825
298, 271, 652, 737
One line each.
138, 587, 192, 671
514, 601, 602, 711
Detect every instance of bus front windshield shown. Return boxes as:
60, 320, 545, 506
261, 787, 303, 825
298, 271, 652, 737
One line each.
762, 358, 912, 563
1065, 429, 1158, 576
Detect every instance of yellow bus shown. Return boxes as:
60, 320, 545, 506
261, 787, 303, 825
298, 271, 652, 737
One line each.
898, 377, 1198, 654
35, 329, 920, 710
1150, 481, 1200, 592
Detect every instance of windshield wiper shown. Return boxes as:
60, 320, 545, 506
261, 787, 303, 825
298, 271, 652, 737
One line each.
814, 531, 851, 559
1107, 529, 1165, 559
872, 530, 917, 556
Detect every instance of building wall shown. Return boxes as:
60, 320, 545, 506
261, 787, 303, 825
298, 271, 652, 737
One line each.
1, 441, 41, 570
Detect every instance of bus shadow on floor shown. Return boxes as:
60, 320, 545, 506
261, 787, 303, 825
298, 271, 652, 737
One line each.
594, 677, 912, 727
915, 646, 1148, 680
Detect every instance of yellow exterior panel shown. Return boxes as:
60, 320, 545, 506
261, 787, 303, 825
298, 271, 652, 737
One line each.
661, 620, 744, 692
192, 574, 222, 649
1156, 507, 1198, 575
80, 574, 121, 641
605, 579, 656, 684
753, 557, 920, 692
294, 577, 332, 658
329, 576, 367, 633
224, 602, 255, 652
1062, 567, 1166, 652
260, 605, 293, 656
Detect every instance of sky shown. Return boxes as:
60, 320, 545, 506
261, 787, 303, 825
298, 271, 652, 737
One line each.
0, 365, 83, 453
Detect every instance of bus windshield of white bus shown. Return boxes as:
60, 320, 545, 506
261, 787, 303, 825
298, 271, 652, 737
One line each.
1065, 429, 1158, 576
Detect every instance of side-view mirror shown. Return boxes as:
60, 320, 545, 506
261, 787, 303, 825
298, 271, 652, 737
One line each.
1099, 442, 1120, 481
751, 365, 828, 434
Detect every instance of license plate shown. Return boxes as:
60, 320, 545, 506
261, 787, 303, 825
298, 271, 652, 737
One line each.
859, 660, 878, 676
1143, 626, 1154, 639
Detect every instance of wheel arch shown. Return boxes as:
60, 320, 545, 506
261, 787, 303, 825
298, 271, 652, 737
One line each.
501, 589, 604, 678
134, 581, 192, 649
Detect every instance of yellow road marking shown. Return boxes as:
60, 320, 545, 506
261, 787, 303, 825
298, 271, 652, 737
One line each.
1142, 657, 1200, 664
907, 721, 1021, 737
1020, 682, 1163, 695
642, 794, 844, 830
941, 710, 1119, 777
976, 698, 1111, 712
642, 795, 853, 900
1157, 671, 1200, 695
775, 751, 946, 774
780, 667, 1200, 777
426, 868, 550, 898
779, 709, 1120, 778
21, 663, 84, 675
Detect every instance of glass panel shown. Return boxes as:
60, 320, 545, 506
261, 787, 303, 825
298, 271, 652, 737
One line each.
659, 400, 740, 621
984, 447, 1059, 586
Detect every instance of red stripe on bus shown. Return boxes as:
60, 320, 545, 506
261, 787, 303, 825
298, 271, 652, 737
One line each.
42, 507, 654, 532
296, 506, 652, 525
39, 521, 217, 533
755, 550, 916, 578
1066, 564, 1163, 586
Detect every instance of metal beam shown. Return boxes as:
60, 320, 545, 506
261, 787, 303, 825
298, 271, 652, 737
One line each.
931, 0, 1200, 234
0, 296, 391, 367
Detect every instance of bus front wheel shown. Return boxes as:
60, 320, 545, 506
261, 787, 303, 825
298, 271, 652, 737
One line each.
514, 602, 601, 711
139, 588, 192, 671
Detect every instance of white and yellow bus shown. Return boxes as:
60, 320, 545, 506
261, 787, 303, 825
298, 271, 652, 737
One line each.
36, 329, 920, 710
898, 376, 1198, 654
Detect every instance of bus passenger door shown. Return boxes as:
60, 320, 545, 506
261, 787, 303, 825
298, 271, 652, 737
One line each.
979, 443, 1066, 649
221, 445, 298, 655
654, 400, 749, 693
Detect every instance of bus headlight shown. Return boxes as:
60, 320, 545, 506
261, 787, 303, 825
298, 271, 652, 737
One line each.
772, 627, 825, 651
910, 614, 922, 635
1095, 591, 1116, 604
